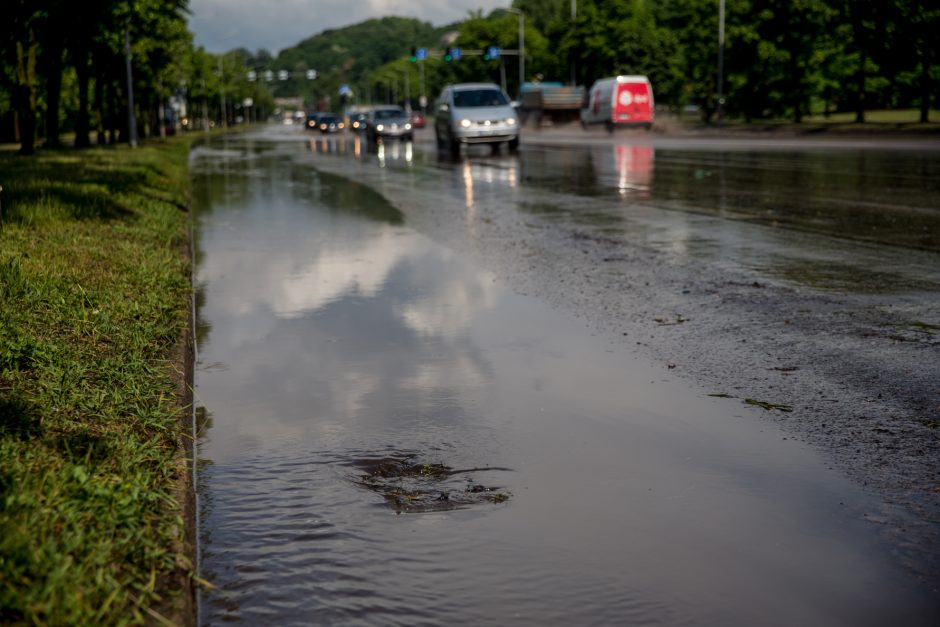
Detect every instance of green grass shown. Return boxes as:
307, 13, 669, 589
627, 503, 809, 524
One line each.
802, 108, 940, 124
674, 108, 940, 130
0, 138, 194, 625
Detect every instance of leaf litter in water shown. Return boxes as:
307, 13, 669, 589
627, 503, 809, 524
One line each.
349, 454, 512, 514
744, 398, 794, 412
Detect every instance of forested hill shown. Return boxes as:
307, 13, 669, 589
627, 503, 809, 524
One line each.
268, 17, 451, 98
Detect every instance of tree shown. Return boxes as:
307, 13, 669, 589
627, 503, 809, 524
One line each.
1, 1, 43, 154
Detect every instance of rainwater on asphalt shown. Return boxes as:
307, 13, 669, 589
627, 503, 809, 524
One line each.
192, 129, 938, 625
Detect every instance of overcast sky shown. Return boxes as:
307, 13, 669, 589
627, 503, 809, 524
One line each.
189, 0, 508, 55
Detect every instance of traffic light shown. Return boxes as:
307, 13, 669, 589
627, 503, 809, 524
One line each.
410, 47, 417, 62
483, 45, 500, 61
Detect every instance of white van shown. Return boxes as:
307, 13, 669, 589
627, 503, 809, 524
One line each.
581, 75, 654, 132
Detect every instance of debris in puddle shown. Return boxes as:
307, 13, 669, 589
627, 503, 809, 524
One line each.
349, 454, 512, 513
654, 315, 687, 326
744, 398, 794, 412
707, 393, 734, 398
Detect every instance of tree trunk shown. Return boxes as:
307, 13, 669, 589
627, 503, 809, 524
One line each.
854, 45, 866, 123
853, 7, 866, 124
74, 49, 91, 148
920, 32, 930, 123
44, 42, 64, 148
94, 73, 106, 145
109, 82, 118, 144
14, 35, 39, 156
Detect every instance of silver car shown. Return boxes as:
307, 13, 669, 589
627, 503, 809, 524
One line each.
435, 83, 519, 155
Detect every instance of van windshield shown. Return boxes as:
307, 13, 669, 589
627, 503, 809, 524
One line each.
453, 89, 509, 108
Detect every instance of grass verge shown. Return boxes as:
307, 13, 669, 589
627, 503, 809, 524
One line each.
0, 137, 195, 625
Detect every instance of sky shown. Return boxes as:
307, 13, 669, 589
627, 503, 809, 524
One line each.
189, 0, 508, 55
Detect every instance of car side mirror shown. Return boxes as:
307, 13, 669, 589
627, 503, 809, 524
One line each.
439, 104, 449, 112
511, 101, 520, 109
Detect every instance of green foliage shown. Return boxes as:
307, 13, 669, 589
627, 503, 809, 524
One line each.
268, 17, 444, 109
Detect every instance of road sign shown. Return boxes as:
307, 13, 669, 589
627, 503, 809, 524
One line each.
445, 47, 461, 62
306, 69, 318, 80
264, 70, 274, 82
416, 47, 428, 61
278, 70, 289, 81
484, 46, 500, 61
247, 70, 256, 82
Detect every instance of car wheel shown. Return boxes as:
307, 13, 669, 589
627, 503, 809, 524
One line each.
605, 121, 615, 134
404, 133, 413, 142
448, 135, 460, 157
508, 136, 519, 152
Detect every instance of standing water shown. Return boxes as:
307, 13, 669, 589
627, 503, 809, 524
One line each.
192, 131, 935, 625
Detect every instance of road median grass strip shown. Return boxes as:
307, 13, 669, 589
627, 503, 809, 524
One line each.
1, 139, 194, 624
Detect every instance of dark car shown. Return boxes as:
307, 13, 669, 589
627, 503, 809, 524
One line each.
315, 114, 344, 133
305, 112, 322, 131
367, 106, 413, 142
348, 110, 369, 133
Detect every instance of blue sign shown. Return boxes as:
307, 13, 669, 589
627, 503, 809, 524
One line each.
450, 47, 461, 61
338, 84, 351, 96
416, 47, 428, 61
485, 46, 501, 60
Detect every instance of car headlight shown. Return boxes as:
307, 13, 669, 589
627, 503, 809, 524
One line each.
308, 121, 314, 127
338, 123, 345, 129
352, 121, 359, 128
376, 124, 384, 131
505, 117, 517, 125
320, 123, 326, 130
459, 119, 471, 128
405, 123, 412, 130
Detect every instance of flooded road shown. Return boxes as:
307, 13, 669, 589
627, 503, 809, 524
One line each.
192, 128, 939, 625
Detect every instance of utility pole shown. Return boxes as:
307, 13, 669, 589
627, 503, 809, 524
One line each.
716, 0, 726, 127
419, 60, 426, 113
403, 69, 411, 112
508, 8, 525, 95
570, 0, 577, 85
200, 79, 209, 132
218, 54, 226, 128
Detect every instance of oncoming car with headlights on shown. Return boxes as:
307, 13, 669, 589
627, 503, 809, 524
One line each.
435, 83, 519, 156
315, 113, 344, 134
366, 106, 413, 142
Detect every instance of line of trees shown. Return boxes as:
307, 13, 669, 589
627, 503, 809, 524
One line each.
359, 0, 937, 123
0, 0, 274, 155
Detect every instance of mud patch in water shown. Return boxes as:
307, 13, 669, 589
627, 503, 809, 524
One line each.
349, 454, 512, 513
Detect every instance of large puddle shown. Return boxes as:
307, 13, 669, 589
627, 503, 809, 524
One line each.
192, 132, 936, 625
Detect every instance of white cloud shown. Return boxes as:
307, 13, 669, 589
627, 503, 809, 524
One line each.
189, 0, 507, 54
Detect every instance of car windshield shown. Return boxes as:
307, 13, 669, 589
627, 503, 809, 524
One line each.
453, 89, 509, 108
374, 109, 405, 120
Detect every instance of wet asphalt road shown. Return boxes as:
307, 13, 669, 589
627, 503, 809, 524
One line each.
303, 125, 940, 577
192, 125, 940, 624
